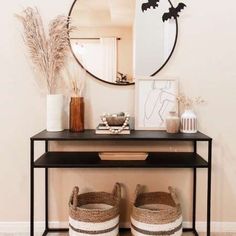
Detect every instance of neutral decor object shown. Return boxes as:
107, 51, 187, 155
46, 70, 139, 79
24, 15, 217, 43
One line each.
99, 112, 130, 134
180, 109, 197, 133
99, 152, 148, 161
177, 95, 204, 134
135, 77, 178, 130
46, 94, 64, 132
68, 183, 121, 236
69, 97, 84, 132
95, 125, 130, 135
131, 185, 183, 236
16, 7, 72, 94
16, 8, 72, 131
166, 111, 180, 133
66, 57, 86, 132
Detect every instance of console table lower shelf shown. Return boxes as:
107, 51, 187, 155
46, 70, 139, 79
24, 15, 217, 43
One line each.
34, 152, 208, 168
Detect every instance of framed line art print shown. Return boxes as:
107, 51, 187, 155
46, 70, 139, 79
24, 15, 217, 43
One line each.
135, 77, 178, 130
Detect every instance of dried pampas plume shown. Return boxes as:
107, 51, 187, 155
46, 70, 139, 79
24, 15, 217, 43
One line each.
177, 95, 205, 109
16, 7, 72, 94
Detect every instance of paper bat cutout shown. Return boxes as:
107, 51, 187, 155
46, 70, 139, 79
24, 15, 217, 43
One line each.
142, 0, 160, 12
162, 3, 186, 22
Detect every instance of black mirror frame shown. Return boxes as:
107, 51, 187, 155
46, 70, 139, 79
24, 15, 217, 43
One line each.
68, 0, 178, 86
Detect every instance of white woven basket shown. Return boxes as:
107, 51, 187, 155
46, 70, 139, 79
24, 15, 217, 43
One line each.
69, 183, 121, 236
131, 185, 183, 236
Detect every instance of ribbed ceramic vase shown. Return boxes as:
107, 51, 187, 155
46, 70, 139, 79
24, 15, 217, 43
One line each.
180, 109, 197, 133
46, 94, 64, 132
69, 97, 84, 132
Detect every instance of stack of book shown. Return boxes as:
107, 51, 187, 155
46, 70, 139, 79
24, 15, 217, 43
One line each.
95, 124, 130, 134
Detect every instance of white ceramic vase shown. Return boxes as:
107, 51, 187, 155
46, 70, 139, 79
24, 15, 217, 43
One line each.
180, 109, 197, 133
46, 94, 64, 132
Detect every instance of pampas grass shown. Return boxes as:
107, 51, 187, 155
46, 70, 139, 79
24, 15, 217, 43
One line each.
16, 7, 72, 94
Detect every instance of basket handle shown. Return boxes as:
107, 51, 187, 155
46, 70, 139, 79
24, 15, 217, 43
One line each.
112, 183, 121, 201
168, 186, 180, 206
134, 184, 143, 202
69, 186, 79, 209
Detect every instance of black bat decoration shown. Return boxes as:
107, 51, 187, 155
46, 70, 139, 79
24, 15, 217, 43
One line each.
162, 3, 186, 22
142, 0, 160, 12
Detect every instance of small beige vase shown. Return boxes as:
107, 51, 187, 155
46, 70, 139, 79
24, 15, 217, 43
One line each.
166, 111, 180, 134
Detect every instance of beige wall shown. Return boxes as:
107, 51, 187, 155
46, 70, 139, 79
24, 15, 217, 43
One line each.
1, 0, 236, 228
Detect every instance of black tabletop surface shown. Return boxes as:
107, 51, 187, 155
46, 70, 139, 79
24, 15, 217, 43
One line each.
31, 129, 212, 141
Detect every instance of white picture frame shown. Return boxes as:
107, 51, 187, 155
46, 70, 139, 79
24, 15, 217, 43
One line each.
135, 76, 178, 130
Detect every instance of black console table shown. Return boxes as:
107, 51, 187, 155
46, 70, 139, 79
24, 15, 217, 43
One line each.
30, 129, 212, 236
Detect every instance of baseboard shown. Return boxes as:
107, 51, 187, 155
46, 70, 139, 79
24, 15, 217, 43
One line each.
0, 222, 67, 234
0, 221, 236, 233
183, 222, 236, 233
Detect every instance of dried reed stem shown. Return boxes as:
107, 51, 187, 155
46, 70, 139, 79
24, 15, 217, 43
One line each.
65, 57, 86, 97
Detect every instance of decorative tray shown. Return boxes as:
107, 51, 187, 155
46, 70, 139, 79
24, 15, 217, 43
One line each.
99, 152, 148, 161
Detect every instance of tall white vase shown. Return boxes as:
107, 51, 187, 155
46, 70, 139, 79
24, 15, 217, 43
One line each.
46, 94, 64, 132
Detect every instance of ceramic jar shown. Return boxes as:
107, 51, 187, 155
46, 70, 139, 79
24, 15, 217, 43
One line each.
69, 97, 84, 132
46, 94, 64, 132
166, 111, 180, 134
180, 109, 197, 133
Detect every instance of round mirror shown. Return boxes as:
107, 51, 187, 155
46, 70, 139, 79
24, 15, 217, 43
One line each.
69, 0, 177, 85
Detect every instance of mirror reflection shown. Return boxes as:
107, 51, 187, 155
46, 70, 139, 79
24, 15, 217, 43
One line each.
69, 0, 177, 85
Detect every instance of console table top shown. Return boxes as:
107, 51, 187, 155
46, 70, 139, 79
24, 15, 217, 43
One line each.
31, 129, 212, 141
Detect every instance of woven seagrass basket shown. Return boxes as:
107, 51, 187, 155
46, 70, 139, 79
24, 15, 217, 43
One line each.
131, 185, 183, 236
69, 183, 121, 236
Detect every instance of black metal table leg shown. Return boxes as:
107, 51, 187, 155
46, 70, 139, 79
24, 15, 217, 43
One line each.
45, 141, 49, 232
193, 228, 199, 236
193, 141, 197, 232
30, 139, 34, 236
207, 140, 212, 236
42, 229, 48, 236
193, 168, 197, 229
45, 168, 49, 230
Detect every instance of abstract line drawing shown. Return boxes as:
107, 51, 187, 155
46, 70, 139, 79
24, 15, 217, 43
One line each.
135, 78, 178, 130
